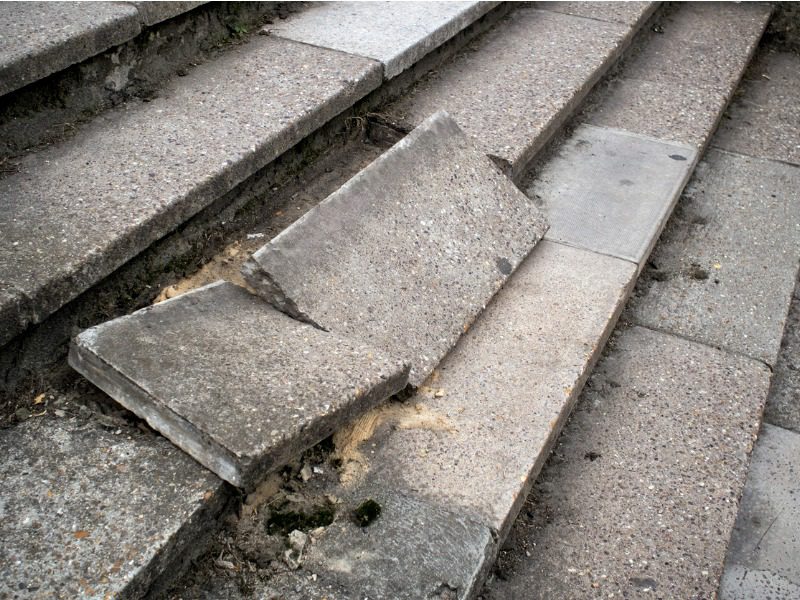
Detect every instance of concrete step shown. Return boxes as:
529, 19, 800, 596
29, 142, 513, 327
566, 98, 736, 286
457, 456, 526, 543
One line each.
0, 0, 497, 351
243, 111, 548, 387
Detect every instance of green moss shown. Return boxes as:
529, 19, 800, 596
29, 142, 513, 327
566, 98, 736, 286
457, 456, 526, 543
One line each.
352, 499, 381, 527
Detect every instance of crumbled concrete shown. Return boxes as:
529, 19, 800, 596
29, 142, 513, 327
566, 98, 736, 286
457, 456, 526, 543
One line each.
272, 1, 499, 80
482, 326, 771, 600
385, 7, 636, 179
0, 1, 141, 96
347, 241, 635, 539
70, 282, 409, 490
714, 50, 800, 166
128, 1, 206, 26
764, 275, 800, 433
622, 2, 770, 95
528, 124, 696, 266
244, 111, 548, 387
0, 34, 382, 348
586, 77, 729, 148
719, 424, 800, 599
627, 149, 800, 366
534, 1, 655, 25
0, 415, 226, 600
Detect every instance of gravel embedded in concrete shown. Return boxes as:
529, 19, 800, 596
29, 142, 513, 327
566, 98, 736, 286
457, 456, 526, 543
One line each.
244, 111, 548, 387
529, 124, 696, 266
482, 326, 771, 600
627, 149, 800, 366
0, 34, 381, 348
70, 282, 409, 490
0, 416, 226, 600
534, 1, 655, 25
129, 1, 206, 26
764, 275, 800, 433
272, 1, 499, 80
719, 423, 800, 599
386, 7, 639, 178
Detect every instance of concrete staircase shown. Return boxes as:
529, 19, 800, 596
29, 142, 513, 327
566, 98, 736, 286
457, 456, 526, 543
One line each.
2, 2, 797, 600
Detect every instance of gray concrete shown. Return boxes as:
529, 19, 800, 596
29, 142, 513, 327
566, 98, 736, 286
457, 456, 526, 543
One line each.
0, 415, 226, 600
70, 282, 409, 490
0, 2, 141, 96
0, 34, 381, 348
129, 1, 206, 26
627, 149, 800, 366
765, 275, 800, 434
272, 1, 498, 80
345, 241, 635, 539
714, 50, 800, 166
528, 124, 696, 266
243, 111, 548, 387
386, 7, 640, 179
534, 1, 654, 25
719, 424, 800, 599
482, 326, 771, 600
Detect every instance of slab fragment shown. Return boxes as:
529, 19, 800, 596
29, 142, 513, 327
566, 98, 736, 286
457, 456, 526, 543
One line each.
0, 1, 141, 96
714, 50, 800, 166
719, 424, 800, 599
627, 149, 800, 366
764, 275, 800, 434
528, 124, 696, 266
70, 282, 409, 490
272, 1, 498, 80
128, 1, 206, 26
0, 34, 381, 348
534, 1, 655, 25
385, 7, 636, 178
243, 111, 548, 387
483, 326, 771, 600
0, 416, 226, 600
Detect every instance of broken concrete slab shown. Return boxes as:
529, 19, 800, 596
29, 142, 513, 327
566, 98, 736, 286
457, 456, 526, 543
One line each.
243, 111, 548, 387
70, 282, 409, 490
764, 275, 800, 434
272, 1, 499, 80
528, 124, 696, 267
128, 1, 206, 26
719, 423, 800, 599
627, 149, 800, 366
534, 1, 655, 26
0, 1, 141, 96
0, 415, 226, 600
483, 325, 771, 599
385, 7, 639, 179
0, 34, 381, 348
343, 241, 636, 539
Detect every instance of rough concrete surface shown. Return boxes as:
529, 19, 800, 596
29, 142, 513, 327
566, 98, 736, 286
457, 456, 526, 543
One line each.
244, 111, 548, 387
534, 1, 655, 25
529, 124, 696, 266
0, 34, 382, 348
129, 1, 206, 26
386, 7, 636, 178
272, 1, 498, 80
70, 282, 408, 490
627, 149, 800, 366
482, 326, 771, 600
0, 1, 141, 96
719, 424, 800, 599
714, 50, 800, 166
0, 416, 226, 600
764, 274, 800, 434
345, 241, 635, 539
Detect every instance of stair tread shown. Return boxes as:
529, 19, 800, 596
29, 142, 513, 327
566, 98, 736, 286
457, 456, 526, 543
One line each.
70, 281, 409, 490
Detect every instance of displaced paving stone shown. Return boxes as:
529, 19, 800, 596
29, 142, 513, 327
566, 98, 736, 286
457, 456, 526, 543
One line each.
345, 241, 635, 539
243, 111, 548, 387
764, 274, 800, 434
719, 424, 800, 599
128, 1, 206, 26
272, 1, 498, 80
385, 7, 637, 179
483, 326, 771, 600
70, 282, 409, 490
714, 50, 800, 166
627, 149, 800, 366
0, 416, 226, 600
0, 35, 381, 348
534, 1, 655, 25
586, 77, 729, 148
528, 124, 696, 266
0, 1, 141, 96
